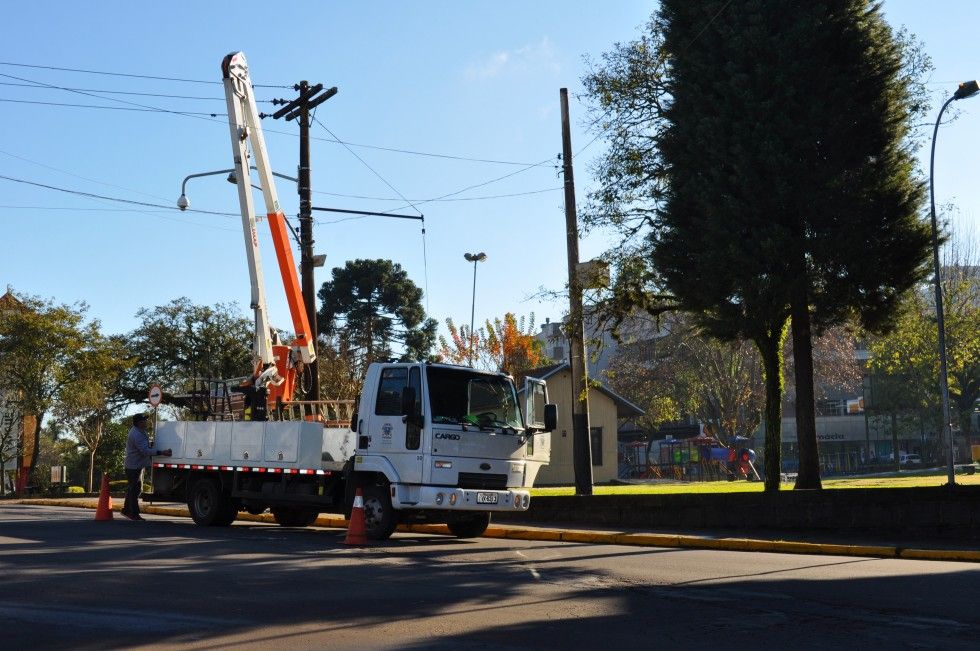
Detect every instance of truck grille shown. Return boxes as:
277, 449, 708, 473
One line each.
457, 472, 508, 490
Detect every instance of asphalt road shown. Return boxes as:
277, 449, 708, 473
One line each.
2, 503, 979, 650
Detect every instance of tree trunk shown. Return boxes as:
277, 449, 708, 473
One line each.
88, 449, 96, 493
756, 318, 788, 493
791, 294, 822, 490
892, 411, 900, 472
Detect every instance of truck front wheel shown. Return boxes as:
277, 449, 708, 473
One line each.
188, 478, 229, 526
447, 512, 491, 538
362, 484, 397, 540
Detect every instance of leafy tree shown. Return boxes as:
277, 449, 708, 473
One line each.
318, 259, 437, 375
868, 233, 980, 443
0, 293, 88, 491
54, 331, 133, 491
123, 298, 253, 404
607, 316, 860, 448
584, 2, 933, 490
0, 403, 21, 495
316, 339, 362, 400
438, 318, 475, 366
439, 313, 549, 376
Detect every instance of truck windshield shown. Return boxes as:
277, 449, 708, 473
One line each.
426, 366, 523, 431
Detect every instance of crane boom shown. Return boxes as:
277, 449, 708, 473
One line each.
221, 52, 316, 393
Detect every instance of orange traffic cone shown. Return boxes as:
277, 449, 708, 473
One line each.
95, 474, 113, 521
344, 487, 367, 545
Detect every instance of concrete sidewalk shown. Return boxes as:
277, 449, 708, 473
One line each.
18, 498, 980, 563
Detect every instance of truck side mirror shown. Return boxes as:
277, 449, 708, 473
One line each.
544, 404, 557, 432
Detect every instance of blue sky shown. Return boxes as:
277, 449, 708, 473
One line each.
2, 1, 977, 346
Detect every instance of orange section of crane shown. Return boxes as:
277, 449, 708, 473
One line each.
267, 209, 313, 355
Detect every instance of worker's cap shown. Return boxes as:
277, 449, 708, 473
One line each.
132, 413, 149, 425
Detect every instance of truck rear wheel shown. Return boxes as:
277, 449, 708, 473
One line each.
362, 484, 397, 540
212, 498, 239, 527
447, 512, 491, 538
271, 506, 319, 527
188, 478, 229, 526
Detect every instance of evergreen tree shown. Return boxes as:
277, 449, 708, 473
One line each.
585, 2, 933, 490
317, 259, 437, 375
656, 0, 932, 488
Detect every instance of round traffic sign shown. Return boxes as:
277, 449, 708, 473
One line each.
148, 384, 163, 407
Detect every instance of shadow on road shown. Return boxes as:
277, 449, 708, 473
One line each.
2, 504, 978, 650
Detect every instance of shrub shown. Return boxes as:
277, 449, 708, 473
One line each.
108, 479, 151, 493
67, 486, 85, 494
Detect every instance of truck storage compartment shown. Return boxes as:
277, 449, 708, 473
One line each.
154, 421, 186, 459
265, 423, 300, 462
185, 422, 217, 460
232, 422, 265, 462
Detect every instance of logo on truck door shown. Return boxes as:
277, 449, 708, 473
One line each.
381, 423, 393, 447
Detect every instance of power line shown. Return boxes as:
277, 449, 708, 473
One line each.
684, 0, 735, 50
0, 71, 226, 122
0, 173, 238, 216
2, 70, 554, 168
0, 204, 238, 232
312, 115, 423, 216
0, 148, 174, 203
388, 156, 557, 214
2, 83, 552, 168
0, 60, 291, 88
300, 129, 551, 167
0, 205, 173, 212
0, 81, 271, 102
0, 97, 224, 116
312, 185, 561, 203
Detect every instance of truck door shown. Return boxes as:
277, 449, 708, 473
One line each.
365, 365, 424, 485
523, 377, 552, 463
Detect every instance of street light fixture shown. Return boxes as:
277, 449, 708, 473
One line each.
176, 167, 299, 212
929, 79, 978, 486
463, 252, 487, 366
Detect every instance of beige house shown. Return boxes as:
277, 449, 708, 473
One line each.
520, 363, 643, 486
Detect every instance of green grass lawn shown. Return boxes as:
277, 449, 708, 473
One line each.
531, 468, 980, 496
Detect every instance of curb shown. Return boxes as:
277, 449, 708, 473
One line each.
18, 499, 980, 563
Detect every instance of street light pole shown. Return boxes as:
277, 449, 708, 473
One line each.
463, 252, 487, 366
929, 80, 978, 486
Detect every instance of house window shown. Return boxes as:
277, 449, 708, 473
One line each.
591, 427, 603, 466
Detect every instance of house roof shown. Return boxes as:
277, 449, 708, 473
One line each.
516, 362, 645, 419
0, 288, 22, 310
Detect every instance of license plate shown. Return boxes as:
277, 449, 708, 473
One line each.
476, 492, 498, 504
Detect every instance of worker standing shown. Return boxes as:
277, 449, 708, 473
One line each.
122, 413, 171, 521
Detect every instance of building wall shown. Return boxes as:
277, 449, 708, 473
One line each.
534, 368, 619, 486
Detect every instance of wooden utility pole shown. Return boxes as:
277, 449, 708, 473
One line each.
272, 81, 337, 400
560, 88, 593, 495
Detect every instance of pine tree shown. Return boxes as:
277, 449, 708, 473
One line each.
651, 0, 932, 489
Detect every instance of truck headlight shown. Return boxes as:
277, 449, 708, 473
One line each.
435, 492, 444, 505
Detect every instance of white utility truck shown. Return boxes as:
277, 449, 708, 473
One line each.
152, 361, 555, 539
148, 52, 556, 539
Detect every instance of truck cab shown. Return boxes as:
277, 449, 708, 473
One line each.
349, 362, 555, 538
